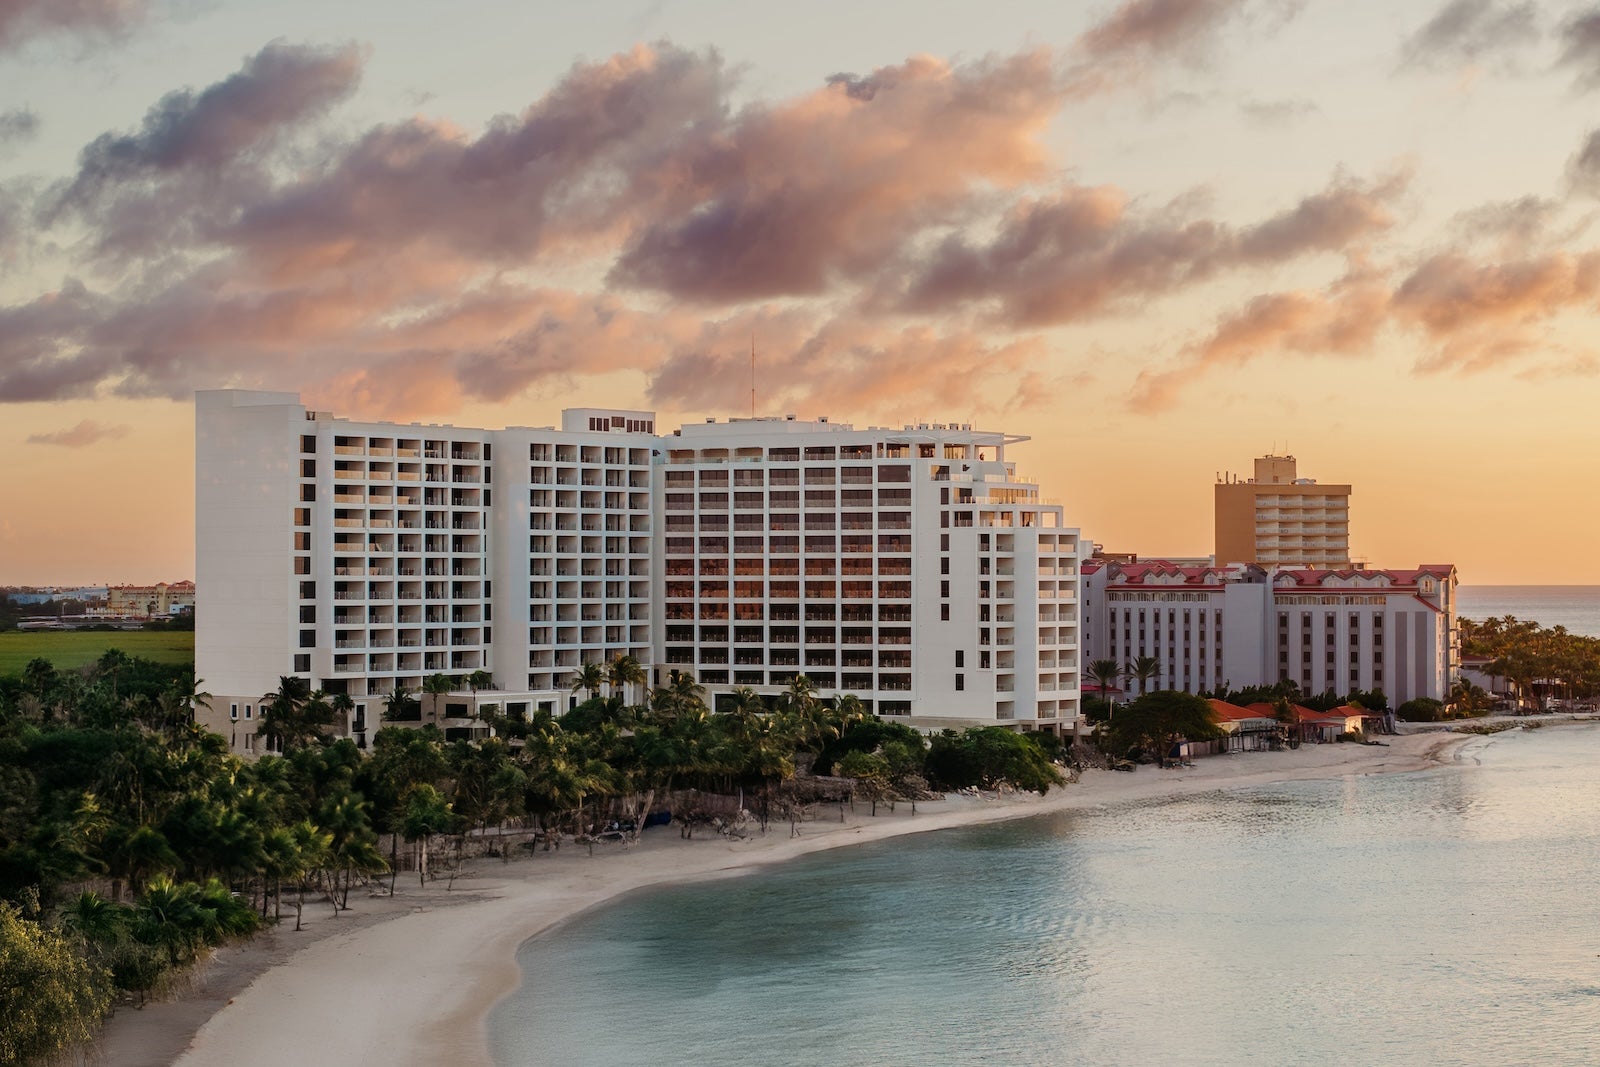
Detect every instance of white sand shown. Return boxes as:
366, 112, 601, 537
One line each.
132, 733, 1469, 1067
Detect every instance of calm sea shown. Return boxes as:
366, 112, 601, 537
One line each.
489, 725, 1600, 1066
1457, 585, 1600, 637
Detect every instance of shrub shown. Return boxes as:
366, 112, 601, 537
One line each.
1396, 697, 1445, 722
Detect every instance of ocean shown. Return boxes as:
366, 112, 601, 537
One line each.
1457, 585, 1600, 637
488, 724, 1600, 1066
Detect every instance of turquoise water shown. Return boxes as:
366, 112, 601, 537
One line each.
489, 726, 1600, 1066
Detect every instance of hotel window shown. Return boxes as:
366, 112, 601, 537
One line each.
230, 703, 238, 720
955, 674, 964, 691
243, 705, 252, 719
955, 651, 964, 667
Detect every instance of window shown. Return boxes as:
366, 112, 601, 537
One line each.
940, 534, 949, 551
243, 705, 252, 720
300, 580, 316, 599
941, 558, 950, 575
940, 580, 950, 597
955, 651, 965, 668
301, 459, 316, 478
300, 629, 316, 648
301, 435, 316, 453
301, 484, 316, 502
955, 674, 964, 691
293, 654, 311, 672
940, 604, 950, 621
230, 703, 238, 720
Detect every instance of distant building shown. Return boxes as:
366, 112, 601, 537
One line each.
106, 581, 195, 617
1082, 559, 1457, 704
1215, 454, 1351, 567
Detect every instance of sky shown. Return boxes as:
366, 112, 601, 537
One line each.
2, 0, 1599, 585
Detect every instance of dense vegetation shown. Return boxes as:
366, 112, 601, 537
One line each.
1459, 615, 1600, 707
0, 653, 1062, 1064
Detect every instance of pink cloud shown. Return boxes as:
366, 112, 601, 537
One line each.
0, 0, 142, 52
25, 418, 129, 447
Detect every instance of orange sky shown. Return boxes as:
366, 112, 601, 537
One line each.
4, 1, 1599, 585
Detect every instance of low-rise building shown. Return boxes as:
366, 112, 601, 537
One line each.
106, 581, 195, 617
1083, 559, 1458, 705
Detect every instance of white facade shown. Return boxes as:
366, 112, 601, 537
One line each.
196, 392, 1082, 751
1081, 560, 1458, 704
657, 417, 1081, 728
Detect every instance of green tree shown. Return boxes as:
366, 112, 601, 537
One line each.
836, 750, 893, 815
258, 676, 335, 754
570, 663, 605, 704
0, 898, 113, 1066
1104, 690, 1222, 766
400, 784, 460, 887
607, 654, 647, 705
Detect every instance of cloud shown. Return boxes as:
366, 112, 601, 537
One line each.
1569, 129, 1600, 197
1238, 96, 1318, 126
648, 312, 1050, 415
1400, 0, 1539, 69
0, 0, 144, 52
0, 108, 39, 147
25, 419, 129, 447
1130, 241, 1600, 409
1065, 0, 1302, 96
1129, 275, 1387, 410
1076, 0, 1243, 60
49, 40, 365, 256
607, 50, 1061, 302
893, 169, 1406, 327
1558, 7, 1600, 91
1394, 249, 1600, 370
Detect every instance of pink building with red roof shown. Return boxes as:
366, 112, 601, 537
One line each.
1083, 558, 1458, 704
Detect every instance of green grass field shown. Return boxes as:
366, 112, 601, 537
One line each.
0, 630, 195, 675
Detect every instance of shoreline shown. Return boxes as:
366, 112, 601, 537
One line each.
97, 725, 1534, 1067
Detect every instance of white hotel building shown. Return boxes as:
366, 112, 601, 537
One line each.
1081, 559, 1458, 704
196, 390, 1082, 751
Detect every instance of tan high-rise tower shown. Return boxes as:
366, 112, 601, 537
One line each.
1215, 454, 1350, 567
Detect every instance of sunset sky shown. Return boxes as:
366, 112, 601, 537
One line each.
3, 0, 1598, 585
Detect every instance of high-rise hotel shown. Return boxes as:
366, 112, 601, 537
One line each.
196, 390, 1082, 752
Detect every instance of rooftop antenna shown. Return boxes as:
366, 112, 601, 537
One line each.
750, 334, 756, 419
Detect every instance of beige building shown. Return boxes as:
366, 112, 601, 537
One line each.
1215, 455, 1350, 567
106, 580, 196, 617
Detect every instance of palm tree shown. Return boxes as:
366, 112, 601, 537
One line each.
782, 674, 818, 716
259, 675, 328, 754
421, 673, 454, 724
721, 687, 768, 746
1087, 658, 1122, 700
382, 686, 417, 723
330, 692, 356, 735
1125, 655, 1161, 698
570, 663, 605, 704
608, 654, 647, 705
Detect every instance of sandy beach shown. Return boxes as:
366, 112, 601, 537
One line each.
94, 729, 1483, 1067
